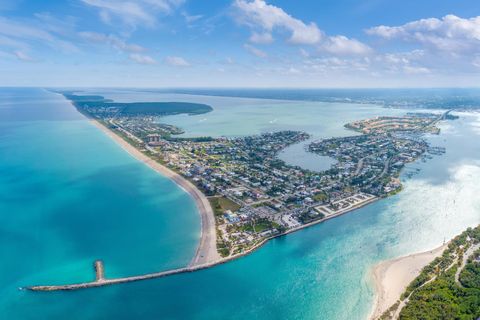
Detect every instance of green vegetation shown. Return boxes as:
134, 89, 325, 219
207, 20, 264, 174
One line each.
298, 210, 324, 224
209, 196, 241, 216
381, 225, 480, 320
461, 252, 480, 288
216, 228, 231, 257
118, 102, 212, 115
400, 265, 479, 319
240, 218, 279, 233
64, 94, 111, 102
313, 191, 328, 202
64, 93, 213, 116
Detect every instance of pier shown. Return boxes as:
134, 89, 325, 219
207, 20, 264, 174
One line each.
94, 261, 105, 282
25, 195, 380, 292
26, 264, 204, 291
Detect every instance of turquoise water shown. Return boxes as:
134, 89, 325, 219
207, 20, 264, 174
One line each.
0, 88, 200, 317
79, 89, 408, 171
1, 88, 479, 319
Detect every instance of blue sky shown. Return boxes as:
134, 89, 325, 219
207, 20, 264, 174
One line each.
0, 0, 479, 87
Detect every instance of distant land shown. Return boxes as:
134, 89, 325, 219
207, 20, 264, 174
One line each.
63, 92, 213, 117
142, 88, 480, 110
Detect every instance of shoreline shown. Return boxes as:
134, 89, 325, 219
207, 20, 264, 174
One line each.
26, 190, 380, 291
26, 94, 396, 291
369, 243, 448, 319
89, 115, 381, 266
88, 118, 221, 266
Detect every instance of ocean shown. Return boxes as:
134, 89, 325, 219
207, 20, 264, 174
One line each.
0, 87, 479, 319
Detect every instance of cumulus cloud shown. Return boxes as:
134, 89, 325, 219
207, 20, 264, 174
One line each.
233, 0, 370, 56
81, 0, 185, 27
321, 36, 372, 55
244, 43, 267, 58
373, 50, 431, 75
129, 53, 156, 64
249, 32, 274, 44
233, 0, 322, 45
304, 56, 370, 73
79, 31, 145, 52
367, 14, 480, 53
165, 56, 190, 66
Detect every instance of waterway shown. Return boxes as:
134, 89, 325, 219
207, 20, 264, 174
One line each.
0, 88, 479, 319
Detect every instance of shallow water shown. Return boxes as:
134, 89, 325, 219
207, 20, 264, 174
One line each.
0, 88, 479, 319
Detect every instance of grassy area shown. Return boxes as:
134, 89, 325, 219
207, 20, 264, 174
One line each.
209, 196, 241, 216
240, 219, 279, 233
313, 192, 328, 202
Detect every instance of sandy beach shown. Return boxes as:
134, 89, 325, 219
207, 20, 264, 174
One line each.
370, 243, 447, 319
89, 119, 221, 266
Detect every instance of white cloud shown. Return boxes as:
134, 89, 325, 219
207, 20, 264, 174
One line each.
79, 31, 144, 52
14, 50, 35, 62
81, 0, 185, 27
375, 50, 430, 74
34, 12, 77, 36
304, 56, 371, 73
0, 17, 55, 42
249, 32, 274, 44
129, 53, 156, 64
233, 0, 371, 56
403, 65, 430, 74
367, 15, 480, 53
286, 67, 300, 74
0, 17, 77, 53
244, 43, 267, 58
165, 56, 190, 66
321, 36, 372, 55
233, 0, 322, 45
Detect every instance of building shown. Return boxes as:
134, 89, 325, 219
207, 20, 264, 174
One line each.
146, 134, 163, 146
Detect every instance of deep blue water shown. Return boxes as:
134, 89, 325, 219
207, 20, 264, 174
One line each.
0, 88, 479, 319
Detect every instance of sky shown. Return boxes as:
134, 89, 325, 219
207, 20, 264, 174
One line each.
0, 0, 480, 87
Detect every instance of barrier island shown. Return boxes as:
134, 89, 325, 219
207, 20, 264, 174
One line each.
26, 93, 455, 291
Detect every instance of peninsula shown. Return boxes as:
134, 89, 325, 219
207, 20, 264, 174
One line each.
372, 225, 480, 320
26, 93, 454, 291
